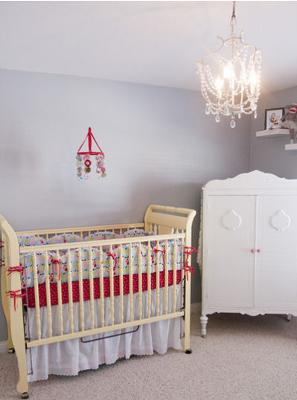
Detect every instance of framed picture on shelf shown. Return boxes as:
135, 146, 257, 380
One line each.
265, 107, 284, 130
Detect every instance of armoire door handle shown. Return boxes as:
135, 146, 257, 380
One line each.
250, 248, 261, 253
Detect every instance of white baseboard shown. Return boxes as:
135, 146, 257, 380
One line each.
0, 341, 7, 354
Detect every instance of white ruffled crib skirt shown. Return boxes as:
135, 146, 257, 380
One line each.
26, 285, 183, 382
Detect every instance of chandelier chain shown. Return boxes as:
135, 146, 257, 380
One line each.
230, 1, 236, 35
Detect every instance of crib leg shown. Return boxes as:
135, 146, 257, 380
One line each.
1, 215, 29, 397
14, 340, 28, 398
200, 315, 208, 338
9, 304, 29, 397
6, 321, 14, 353
1, 259, 14, 353
7, 323, 14, 353
15, 346, 28, 398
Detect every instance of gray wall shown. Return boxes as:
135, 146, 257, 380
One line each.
0, 69, 250, 340
250, 86, 297, 178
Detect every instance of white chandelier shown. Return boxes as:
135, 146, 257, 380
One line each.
197, 1, 262, 128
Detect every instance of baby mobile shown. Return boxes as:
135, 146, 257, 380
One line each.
76, 127, 107, 180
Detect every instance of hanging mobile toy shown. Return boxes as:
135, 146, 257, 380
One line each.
76, 127, 107, 180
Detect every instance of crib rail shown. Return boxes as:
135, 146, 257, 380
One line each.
17, 222, 144, 240
26, 312, 184, 348
18, 233, 181, 252
21, 233, 185, 348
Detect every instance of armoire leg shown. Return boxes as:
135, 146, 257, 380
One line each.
200, 315, 208, 338
286, 314, 292, 322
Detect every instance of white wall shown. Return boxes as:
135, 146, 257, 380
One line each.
0, 69, 251, 340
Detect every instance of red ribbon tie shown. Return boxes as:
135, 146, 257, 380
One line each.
152, 248, 166, 265
51, 258, 61, 281
183, 246, 198, 281
107, 252, 118, 274
7, 266, 24, 276
6, 290, 26, 311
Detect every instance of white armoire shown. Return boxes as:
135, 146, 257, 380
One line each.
200, 170, 297, 337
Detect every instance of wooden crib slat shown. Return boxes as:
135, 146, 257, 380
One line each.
89, 248, 95, 329
173, 239, 177, 312
44, 251, 53, 337
156, 240, 160, 316
181, 238, 185, 297
129, 244, 134, 321
32, 252, 41, 340
119, 245, 124, 324
147, 241, 151, 318
138, 244, 142, 320
164, 241, 169, 315
67, 249, 74, 333
78, 248, 84, 331
99, 247, 105, 327
109, 245, 115, 326
56, 249, 64, 336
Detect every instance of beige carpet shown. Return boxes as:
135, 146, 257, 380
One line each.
1, 313, 297, 400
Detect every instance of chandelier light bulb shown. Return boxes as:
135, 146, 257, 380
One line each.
223, 63, 235, 80
197, 1, 262, 126
215, 77, 224, 90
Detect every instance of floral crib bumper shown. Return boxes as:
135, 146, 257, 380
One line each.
17, 229, 184, 306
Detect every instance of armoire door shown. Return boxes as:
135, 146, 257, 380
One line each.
256, 195, 297, 310
205, 195, 256, 309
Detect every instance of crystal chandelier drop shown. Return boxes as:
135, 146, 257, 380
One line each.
197, 1, 262, 128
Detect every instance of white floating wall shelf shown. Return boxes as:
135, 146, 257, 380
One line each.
256, 129, 290, 138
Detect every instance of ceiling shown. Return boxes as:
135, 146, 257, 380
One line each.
0, 1, 296, 92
